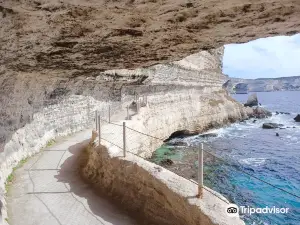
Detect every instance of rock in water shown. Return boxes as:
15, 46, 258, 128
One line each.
252, 107, 272, 118
262, 123, 284, 129
164, 130, 199, 142
244, 93, 258, 107
294, 114, 300, 122
276, 133, 279, 137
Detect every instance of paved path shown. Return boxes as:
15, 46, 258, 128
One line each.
7, 129, 137, 225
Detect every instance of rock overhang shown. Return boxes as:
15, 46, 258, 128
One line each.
1, 0, 300, 75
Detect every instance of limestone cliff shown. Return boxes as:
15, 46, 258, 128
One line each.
0, 47, 250, 224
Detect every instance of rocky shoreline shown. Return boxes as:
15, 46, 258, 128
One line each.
150, 93, 300, 182
151, 94, 284, 179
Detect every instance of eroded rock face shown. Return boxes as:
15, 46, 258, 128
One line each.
1, 0, 300, 74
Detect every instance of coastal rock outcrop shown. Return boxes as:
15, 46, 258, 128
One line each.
164, 130, 199, 142
244, 93, 258, 107
262, 123, 284, 129
294, 114, 300, 122
251, 107, 272, 118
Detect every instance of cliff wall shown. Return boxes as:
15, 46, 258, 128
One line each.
0, 47, 251, 224
122, 88, 250, 157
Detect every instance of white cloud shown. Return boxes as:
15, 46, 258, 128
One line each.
223, 34, 300, 79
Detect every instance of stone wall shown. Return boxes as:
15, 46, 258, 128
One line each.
80, 131, 245, 225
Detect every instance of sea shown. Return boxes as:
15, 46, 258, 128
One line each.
151, 91, 300, 225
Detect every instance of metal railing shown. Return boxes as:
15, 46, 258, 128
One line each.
93, 104, 300, 202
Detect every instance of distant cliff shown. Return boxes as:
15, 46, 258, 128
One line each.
226, 76, 300, 92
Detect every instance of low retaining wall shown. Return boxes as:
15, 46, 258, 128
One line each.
80, 132, 245, 225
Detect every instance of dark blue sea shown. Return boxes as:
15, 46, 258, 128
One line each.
153, 91, 300, 224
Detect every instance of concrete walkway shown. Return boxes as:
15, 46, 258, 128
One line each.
7, 129, 137, 225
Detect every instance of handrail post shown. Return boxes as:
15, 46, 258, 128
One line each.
198, 143, 204, 198
123, 122, 126, 157
126, 105, 129, 120
98, 115, 101, 145
95, 111, 98, 131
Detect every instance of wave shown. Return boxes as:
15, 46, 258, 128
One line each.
239, 158, 266, 166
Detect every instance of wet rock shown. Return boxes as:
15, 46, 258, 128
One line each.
294, 114, 300, 122
276, 133, 279, 136
244, 93, 258, 107
262, 123, 284, 129
276, 111, 291, 115
164, 130, 198, 142
199, 133, 218, 138
160, 159, 174, 166
253, 119, 257, 123
252, 107, 272, 118
167, 141, 187, 146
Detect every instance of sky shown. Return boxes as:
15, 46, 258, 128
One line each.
223, 34, 300, 79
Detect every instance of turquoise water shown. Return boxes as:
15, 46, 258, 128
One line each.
153, 91, 300, 225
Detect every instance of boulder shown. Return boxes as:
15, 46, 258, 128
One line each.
244, 93, 258, 107
276, 133, 279, 137
262, 123, 284, 129
160, 159, 174, 166
294, 114, 300, 122
252, 107, 272, 118
164, 130, 198, 142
